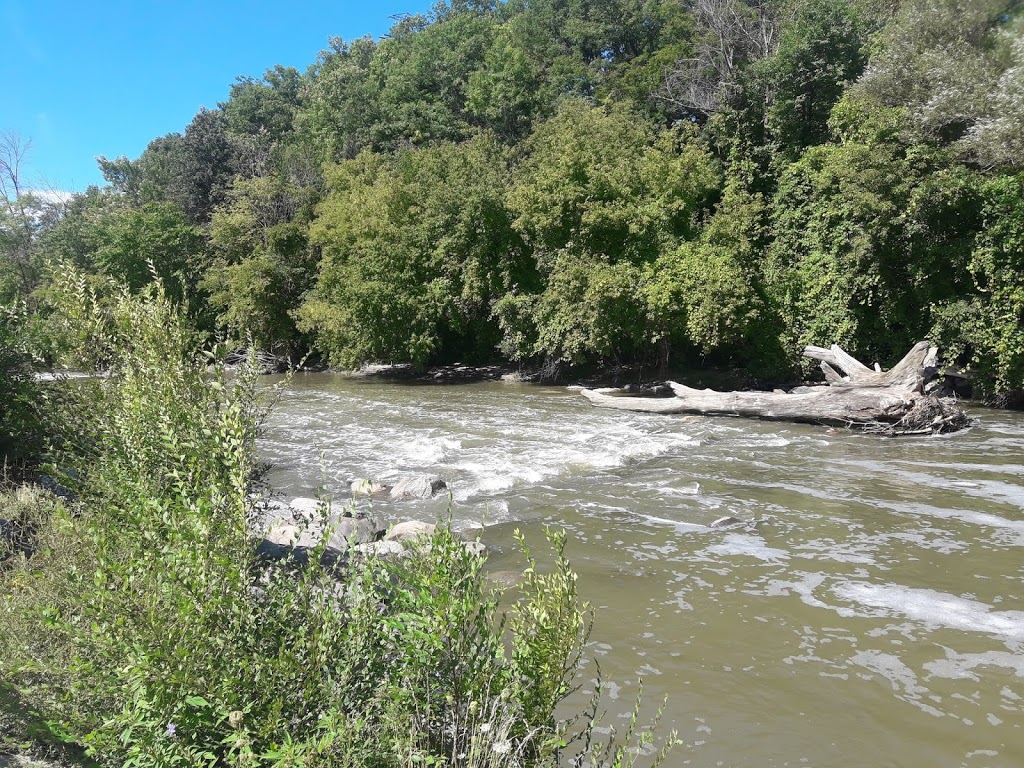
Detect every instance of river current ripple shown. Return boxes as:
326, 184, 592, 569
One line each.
261, 374, 1024, 768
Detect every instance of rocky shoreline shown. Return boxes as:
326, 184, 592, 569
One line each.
253, 474, 485, 571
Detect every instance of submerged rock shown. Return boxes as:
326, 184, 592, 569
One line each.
710, 515, 745, 529
389, 475, 448, 500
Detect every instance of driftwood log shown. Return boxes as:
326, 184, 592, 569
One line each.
580, 342, 970, 435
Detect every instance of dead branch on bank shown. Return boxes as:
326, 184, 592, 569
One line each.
580, 342, 970, 436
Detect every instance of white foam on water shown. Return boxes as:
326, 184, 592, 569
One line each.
731, 436, 792, 449
833, 582, 1024, 641
898, 503, 1024, 546
764, 572, 847, 613
848, 650, 946, 717
924, 649, 1024, 681
704, 533, 789, 562
390, 436, 462, 466
653, 481, 701, 497
849, 650, 924, 694
389, 411, 701, 501
635, 513, 705, 532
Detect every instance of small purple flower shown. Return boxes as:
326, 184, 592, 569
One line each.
165, 722, 177, 738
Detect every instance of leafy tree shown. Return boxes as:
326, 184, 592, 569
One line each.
765, 139, 917, 365
297, 134, 528, 367
178, 108, 237, 223
466, 28, 549, 140
90, 202, 207, 303
932, 174, 1024, 400
96, 154, 146, 204
505, 99, 720, 366
368, 8, 498, 148
643, 241, 760, 364
529, 256, 648, 366
963, 34, 1024, 169
222, 65, 303, 142
203, 176, 317, 354
852, 0, 1020, 150
509, 99, 719, 269
135, 132, 189, 203
757, 0, 869, 157
299, 36, 380, 161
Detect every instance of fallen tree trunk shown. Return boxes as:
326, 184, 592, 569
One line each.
579, 342, 970, 435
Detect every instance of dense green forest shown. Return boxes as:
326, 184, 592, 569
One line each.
4, 0, 1024, 401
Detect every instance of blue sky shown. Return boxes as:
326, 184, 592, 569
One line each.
1, 0, 435, 192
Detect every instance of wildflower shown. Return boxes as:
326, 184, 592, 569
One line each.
165, 722, 177, 738
479, 722, 492, 733
493, 740, 511, 755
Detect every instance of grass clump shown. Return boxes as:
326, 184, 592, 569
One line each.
0, 267, 676, 767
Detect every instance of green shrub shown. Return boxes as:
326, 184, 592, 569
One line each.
0, 267, 676, 767
0, 303, 46, 467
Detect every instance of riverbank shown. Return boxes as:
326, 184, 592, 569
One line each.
340, 359, 769, 390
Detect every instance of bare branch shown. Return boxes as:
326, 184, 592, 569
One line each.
656, 0, 781, 117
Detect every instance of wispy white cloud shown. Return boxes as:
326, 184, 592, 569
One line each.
27, 188, 73, 205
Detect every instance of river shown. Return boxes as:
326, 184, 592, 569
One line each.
261, 373, 1024, 767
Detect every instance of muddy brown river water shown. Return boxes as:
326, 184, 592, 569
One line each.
261, 374, 1024, 767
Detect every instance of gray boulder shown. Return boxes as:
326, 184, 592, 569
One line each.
462, 540, 488, 558
385, 520, 436, 542
263, 498, 294, 523
255, 521, 315, 565
389, 476, 448, 501
262, 520, 321, 550
383, 521, 486, 558
323, 514, 381, 550
289, 497, 327, 520
256, 512, 384, 567
351, 479, 391, 497
39, 474, 75, 499
354, 540, 408, 560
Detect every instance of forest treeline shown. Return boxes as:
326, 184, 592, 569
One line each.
4, 0, 1024, 401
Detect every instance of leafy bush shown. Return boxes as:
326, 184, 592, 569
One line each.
930, 174, 1024, 402
0, 302, 46, 467
1, 268, 676, 767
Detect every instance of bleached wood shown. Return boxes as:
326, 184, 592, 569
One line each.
580, 341, 968, 434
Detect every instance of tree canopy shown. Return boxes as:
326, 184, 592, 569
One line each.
4, 0, 1024, 400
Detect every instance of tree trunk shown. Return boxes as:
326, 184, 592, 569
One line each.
579, 342, 970, 435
